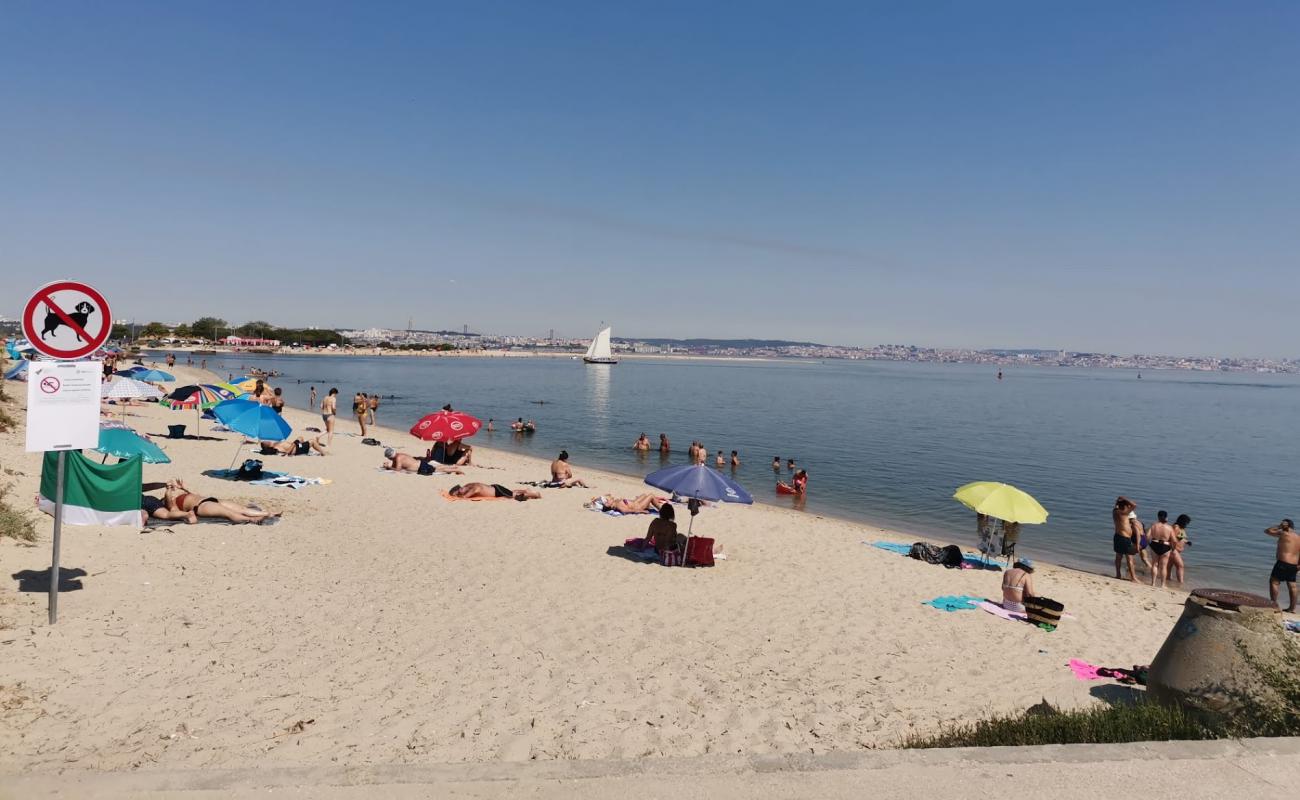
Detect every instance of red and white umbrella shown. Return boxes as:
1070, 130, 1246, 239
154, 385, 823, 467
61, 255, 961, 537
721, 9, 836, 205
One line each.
409, 410, 482, 442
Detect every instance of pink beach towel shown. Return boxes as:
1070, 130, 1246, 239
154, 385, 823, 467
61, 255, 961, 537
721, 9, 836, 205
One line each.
977, 600, 1027, 622
1068, 659, 1104, 681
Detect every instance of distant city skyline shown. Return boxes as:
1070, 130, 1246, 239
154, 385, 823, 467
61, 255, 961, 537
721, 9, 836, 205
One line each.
3, 3, 1297, 358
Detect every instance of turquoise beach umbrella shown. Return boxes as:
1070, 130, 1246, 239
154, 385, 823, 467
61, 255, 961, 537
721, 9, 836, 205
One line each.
95, 427, 171, 464
212, 399, 292, 441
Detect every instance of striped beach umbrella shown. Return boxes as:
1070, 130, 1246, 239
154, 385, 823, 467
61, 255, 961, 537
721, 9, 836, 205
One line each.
102, 376, 165, 401
162, 384, 241, 410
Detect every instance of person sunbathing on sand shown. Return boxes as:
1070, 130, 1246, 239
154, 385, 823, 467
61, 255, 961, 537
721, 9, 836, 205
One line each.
586, 493, 669, 514
449, 482, 541, 501
142, 480, 279, 524
259, 436, 327, 456
382, 448, 463, 476
550, 450, 590, 488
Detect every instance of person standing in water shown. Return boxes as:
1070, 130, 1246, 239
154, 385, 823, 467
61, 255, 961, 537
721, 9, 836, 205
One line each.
772, 456, 781, 471
659, 433, 671, 454
1169, 514, 1192, 584
1112, 496, 1140, 582
368, 393, 379, 426
1266, 519, 1299, 612
353, 392, 368, 437
309, 386, 317, 409
715, 450, 725, 468
1147, 510, 1176, 588
633, 433, 650, 451
730, 450, 740, 468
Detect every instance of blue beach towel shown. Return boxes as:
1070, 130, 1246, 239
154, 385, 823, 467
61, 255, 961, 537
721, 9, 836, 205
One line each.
923, 594, 983, 612
869, 541, 913, 555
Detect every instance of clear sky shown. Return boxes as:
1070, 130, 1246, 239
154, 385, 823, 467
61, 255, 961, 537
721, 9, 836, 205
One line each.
2, 2, 1297, 357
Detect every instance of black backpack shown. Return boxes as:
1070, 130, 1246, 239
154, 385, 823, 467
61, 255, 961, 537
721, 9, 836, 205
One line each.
237, 459, 264, 481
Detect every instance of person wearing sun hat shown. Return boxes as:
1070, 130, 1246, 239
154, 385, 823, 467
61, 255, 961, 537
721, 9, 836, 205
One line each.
1001, 558, 1037, 614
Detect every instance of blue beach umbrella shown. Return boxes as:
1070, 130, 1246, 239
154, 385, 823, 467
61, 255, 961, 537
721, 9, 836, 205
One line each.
212, 399, 292, 441
645, 464, 754, 505
116, 367, 175, 382
95, 426, 171, 464
644, 464, 752, 539
4, 359, 28, 381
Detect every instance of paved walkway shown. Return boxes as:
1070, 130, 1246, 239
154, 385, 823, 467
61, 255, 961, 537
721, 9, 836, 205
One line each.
5, 737, 1299, 799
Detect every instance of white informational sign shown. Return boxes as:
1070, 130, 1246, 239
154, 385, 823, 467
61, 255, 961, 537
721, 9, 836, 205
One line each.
26, 360, 102, 453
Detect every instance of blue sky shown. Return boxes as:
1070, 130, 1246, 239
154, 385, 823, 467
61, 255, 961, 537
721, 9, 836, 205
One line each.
2, 2, 1297, 356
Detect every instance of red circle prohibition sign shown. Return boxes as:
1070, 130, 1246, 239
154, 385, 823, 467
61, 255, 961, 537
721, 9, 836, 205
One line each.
21, 280, 113, 360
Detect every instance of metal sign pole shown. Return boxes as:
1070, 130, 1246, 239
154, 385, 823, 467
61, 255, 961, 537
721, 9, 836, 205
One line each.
49, 450, 66, 625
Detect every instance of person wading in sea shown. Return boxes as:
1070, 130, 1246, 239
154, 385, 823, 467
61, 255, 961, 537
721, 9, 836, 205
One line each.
1112, 496, 1141, 582
1265, 518, 1299, 612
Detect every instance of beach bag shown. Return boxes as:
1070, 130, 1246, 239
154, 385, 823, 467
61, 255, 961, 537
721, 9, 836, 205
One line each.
661, 550, 681, 567
938, 544, 963, 568
1024, 596, 1064, 627
167, 424, 187, 439
684, 537, 715, 567
237, 459, 264, 481
909, 542, 943, 563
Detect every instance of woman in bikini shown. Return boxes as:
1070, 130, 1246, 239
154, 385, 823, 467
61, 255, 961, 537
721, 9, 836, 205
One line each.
321, 388, 338, 445
152, 479, 279, 524
1147, 510, 1177, 588
1001, 559, 1037, 613
586, 493, 670, 514
1169, 514, 1192, 584
353, 392, 368, 437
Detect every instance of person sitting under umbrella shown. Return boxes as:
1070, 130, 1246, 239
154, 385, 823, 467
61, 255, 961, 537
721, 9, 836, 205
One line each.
142, 479, 279, 525
383, 447, 464, 476
259, 435, 328, 457
448, 482, 541, 501
429, 438, 474, 466
647, 503, 683, 555
585, 493, 670, 514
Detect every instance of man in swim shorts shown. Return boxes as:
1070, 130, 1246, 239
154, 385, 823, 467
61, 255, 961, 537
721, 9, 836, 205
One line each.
1265, 518, 1299, 613
1112, 496, 1140, 582
382, 448, 463, 476
449, 482, 541, 501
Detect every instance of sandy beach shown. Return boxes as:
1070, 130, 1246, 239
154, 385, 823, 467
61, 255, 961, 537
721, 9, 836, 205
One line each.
0, 363, 1193, 774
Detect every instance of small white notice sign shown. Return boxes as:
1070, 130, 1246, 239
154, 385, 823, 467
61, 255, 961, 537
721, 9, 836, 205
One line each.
26, 360, 102, 453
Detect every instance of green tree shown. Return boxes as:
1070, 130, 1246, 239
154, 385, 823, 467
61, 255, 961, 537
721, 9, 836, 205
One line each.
235, 320, 273, 338
141, 321, 171, 338
111, 323, 131, 341
173, 323, 193, 339
190, 317, 227, 341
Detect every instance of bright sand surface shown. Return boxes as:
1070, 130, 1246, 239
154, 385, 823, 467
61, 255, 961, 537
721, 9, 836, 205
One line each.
0, 364, 1192, 773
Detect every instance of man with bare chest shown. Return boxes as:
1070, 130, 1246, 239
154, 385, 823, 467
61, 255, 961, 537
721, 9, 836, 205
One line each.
1266, 519, 1299, 613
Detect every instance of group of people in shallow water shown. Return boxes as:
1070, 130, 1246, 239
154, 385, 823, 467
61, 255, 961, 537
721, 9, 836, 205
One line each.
1111, 494, 1298, 611
1111, 496, 1193, 588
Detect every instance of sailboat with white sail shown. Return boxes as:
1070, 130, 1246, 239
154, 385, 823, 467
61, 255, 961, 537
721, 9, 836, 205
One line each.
583, 325, 618, 364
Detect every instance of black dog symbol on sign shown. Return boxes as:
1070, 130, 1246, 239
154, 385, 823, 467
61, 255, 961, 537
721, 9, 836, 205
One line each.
41, 301, 96, 342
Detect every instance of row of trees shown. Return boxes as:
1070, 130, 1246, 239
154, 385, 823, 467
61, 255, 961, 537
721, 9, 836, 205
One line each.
112, 318, 348, 347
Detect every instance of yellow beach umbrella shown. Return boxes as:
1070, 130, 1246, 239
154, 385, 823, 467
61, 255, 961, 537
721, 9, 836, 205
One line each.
953, 481, 1049, 525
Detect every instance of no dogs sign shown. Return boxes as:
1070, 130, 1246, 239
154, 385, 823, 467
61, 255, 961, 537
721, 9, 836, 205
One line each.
21, 280, 113, 360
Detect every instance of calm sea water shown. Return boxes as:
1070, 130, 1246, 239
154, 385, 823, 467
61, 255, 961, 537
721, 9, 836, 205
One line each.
169, 352, 1299, 589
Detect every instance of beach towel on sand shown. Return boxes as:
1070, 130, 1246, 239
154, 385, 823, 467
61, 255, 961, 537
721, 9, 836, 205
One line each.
923, 595, 983, 612
205, 468, 328, 489
144, 515, 281, 529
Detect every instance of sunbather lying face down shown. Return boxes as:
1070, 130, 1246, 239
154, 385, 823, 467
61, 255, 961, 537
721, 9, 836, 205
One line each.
139, 479, 280, 524
449, 482, 541, 501
383, 448, 464, 475
586, 493, 669, 514
260, 436, 327, 456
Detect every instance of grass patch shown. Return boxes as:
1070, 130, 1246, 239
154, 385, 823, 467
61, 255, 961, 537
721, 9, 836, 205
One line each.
0, 482, 37, 542
901, 700, 1224, 749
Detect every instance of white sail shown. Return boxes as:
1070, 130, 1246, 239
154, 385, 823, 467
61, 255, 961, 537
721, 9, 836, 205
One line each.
584, 326, 614, 362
